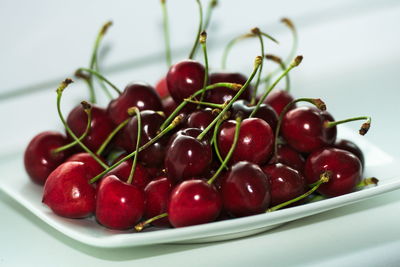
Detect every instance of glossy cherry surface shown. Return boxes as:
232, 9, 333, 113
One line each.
107, 82, 163, 125
221, 161, 270, 217
218, 118, 274, 165
96, 175, 145, 230
281, 106, 337, 153
106, 160, 150, 189
264, 89, 295, 115
155, 76, 169, 99
184, 108, 216, 131
271, 144, 305, 173
42, 161, 96, 218
334, 139, 365, 169
24, 131, 70, 185
304, 147, 362, 197
66, 152, 105, 178
261, 163, 306, 206
205, 72, 251, 104
168, 179, 222, 228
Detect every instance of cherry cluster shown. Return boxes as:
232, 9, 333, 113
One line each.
23, 1, 376, 232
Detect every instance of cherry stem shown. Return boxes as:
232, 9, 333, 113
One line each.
89, 114, 184, 184
203, 0, 218, 30
96, 117, 130, 156
184, 98, 224, 109
94, 61, 113, 100
134, 212, 168, 232
265, 54, 290, 91
211, 112, 231, 167
76, 68, 122, 95
273, 98, 326, 159
160, 0, 172, 67
52, 102, 92, 154
188, 0, 203, 59
197, 56, 262, 140
357, 177, 379, 188
267, 171, 331, 212
221, 33, 253, 69
198, 31, 209, 104
249, 55, 303, 117
324, 116, 371, 136
127, 108, 142, 185
56, 79, 109, 170
159, 82, 242, 131
250, 28, 265, 106
208, 116, 242, 185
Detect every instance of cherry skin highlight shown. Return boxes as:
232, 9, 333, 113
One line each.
334, 139, 365, 169
66, 152, 105, 178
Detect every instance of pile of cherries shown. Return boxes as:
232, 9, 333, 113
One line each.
23, 5, 376, 232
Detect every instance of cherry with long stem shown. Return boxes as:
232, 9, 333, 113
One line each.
188, 0, 203, 59
127, 107, 142, 184
56, 79, 108, 169
325, 117, 371, 136
160, 0, 172, 67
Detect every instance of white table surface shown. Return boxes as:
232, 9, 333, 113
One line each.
1, 0, 400, 266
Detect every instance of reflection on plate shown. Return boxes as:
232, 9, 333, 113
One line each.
1, 127, 399, 248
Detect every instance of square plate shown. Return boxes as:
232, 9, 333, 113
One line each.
1, 127, 399, 248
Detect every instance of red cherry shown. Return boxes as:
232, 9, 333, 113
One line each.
272, 144, 305, 173
66, 152, 105, 177
281, 106, 337, 153
162, 96, 178, 117
205, 72, 252, 104
168, 179, 222, 228
67, 104, 114, 152
24, 131, 70, 185
334, 139, 365, 169
264, 89, 296, 115
95, 175, 145, 230
144, 176, 173, 227
221, 161, 270, 217
166, 59, 205, 104
218, 118, 274, 165
304, 148, 362, 197
165, 128, 212, 183
42, 161, 96, 218
107, 82, 163, 125
261, 163, 306, 207
184, 108, 216, 131
155, 76, 169, 99
106, 160, 150, 189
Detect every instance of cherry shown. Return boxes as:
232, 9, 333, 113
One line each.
230, 100, 278, 131
261, 163, 306, 207
95, 174, 145, 230
272, 144, 305, 173
66, 152, 105, 178
281, 106, 336, 153
106, 160, 150, 189
218, 118, 274, 165
107, 82, 163, 125
155, 76, 169, 99
144, 176, 173, 227
334, 139, 365, 169
184, 108, 216, 131
162, 96, 178, 117
165, 128, 212, 183
42, 161, 96, 218
304, 147, 362, 197
66, 104, 114, 152
221, 161, 270, 217
166, 59, 205, 104
168, 179, 222, 227
205, 72, 251, 104
264, 89, 296, 115
24, 131, 70, 185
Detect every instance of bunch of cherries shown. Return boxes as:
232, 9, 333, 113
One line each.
24, 1, 376, 231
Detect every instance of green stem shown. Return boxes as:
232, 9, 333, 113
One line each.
208, 117, 242, 185
127, 108, 142, 185
184, 98, 223, 109
134, 212, 168, 231
265, 54, 290, 92
250, 29, 265, 105
94, 61, 113, 100
96, 118, 130, 155
357, 177, 379, 188
199, 31, 209, 104
56, 79, 108, 170
89, 115, 184, 184
77, 68, 121, 95
203, 0, 217, 30
281, 18, 298, 65
212, 117, 227, 167
267, 171, 330, 212
188, 0, 203, 59
197, 56, 262, 140
249, 55, 303, 117
161, 0, 172, 67
324, 117, 371, 136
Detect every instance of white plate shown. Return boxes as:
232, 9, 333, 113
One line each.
1, 127, 399, 248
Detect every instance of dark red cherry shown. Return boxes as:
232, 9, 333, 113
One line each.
66, 152, 105, 178
126, 110, 169, 167
155, 76, 169, 99
218, 118, 274, 165
162, 96, 178, 117
144, 176, 173, 227
184, 108, 216, 131
221, 161, 270, 217
42, 161, 96, 218
106, 160, 150, 189
272, 144, 305, 173
205, 72, 251, 104
261, 163, 306, 207
264, 89, 296, 115
96, 175, 145, 230
304, 148, 362, 197
166, 59, 205, 104
67, 104, 114, 152
230, 100, 278, 131
107, 82, 163, 125
334, 139, 365, 169
168, 179, 222, 228
281, 106, 337, 153
165, 128, 212, 183
24, 131, 70, 185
